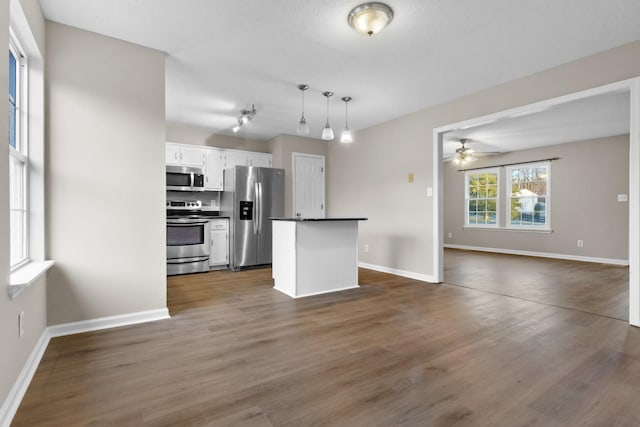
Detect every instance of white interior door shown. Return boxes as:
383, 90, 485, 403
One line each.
293, 153, 325, 218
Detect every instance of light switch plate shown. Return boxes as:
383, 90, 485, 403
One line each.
618, 194, 628, 202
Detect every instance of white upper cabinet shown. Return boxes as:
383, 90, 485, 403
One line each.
180, 146, 205, 167
165, 144, 181, 165
166, 143, 205, 167
248, 152, 272, 167
166, 143, 274, 192
225, 151, 249, 169
226, 151, 272, 168
204, 148, 225, 191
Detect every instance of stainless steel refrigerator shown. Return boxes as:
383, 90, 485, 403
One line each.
221, 166, 285, 271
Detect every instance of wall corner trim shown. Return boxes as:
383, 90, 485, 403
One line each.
358, 262, 437, 283
0, 308, 170, 427
443, 244, 630, 266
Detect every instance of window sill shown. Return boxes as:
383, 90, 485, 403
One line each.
463, 226, 553, 234
8, 260, 55, 299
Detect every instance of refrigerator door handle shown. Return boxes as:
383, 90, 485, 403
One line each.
258, 182, 263, 234
253, 182, 259, 235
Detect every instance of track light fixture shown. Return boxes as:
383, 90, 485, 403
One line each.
232, 104, 257, 133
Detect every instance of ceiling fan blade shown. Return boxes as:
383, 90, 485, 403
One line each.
474, 151, 502, 157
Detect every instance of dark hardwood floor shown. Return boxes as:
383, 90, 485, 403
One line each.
444, 248, 629, 321
12, 263, 640, 426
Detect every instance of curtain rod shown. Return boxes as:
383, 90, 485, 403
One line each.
457, 157, 560, 172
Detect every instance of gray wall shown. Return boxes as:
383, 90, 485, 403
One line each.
327, 40, 640, 277
443, 136, 629, 260
45, 22, 167, 324
0, 0, 47, 414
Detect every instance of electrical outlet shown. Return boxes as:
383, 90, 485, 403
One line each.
577, 240, 584, 247
18, 311, 24, 338
447, 232, 452, 239
364, 244, 369, 253
618, 194, 628, 202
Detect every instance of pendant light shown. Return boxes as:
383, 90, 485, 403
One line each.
296, 84, 310, 135
340, 96, 353, 143
321, 91, 334, 141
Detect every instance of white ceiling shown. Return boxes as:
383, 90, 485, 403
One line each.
443, 91, 631, 156
38, 0, 640, 141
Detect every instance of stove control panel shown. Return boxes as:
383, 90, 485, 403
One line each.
167, 200, 202, 210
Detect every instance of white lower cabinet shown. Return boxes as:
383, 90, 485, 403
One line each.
210, 218, 229, 267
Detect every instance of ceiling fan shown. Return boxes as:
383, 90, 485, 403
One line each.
444, 139, 500, 166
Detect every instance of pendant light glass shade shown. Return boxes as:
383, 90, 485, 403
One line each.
296, 84, 310, 135
321, 91, 334, 141
340, 96, 353, 143
322, 123, 334, 140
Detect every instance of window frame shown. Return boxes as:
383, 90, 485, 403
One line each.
464, 167, 500, 228
9, 29, 29, 271
506, 161, 551, 231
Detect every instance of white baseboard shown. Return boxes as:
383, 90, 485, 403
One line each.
444, 244, 630, 266
48, 308, 170, 338
0, 308, 170, 427
274, 285, 360, 299
358, 262, 437, 283
0, 329, 50, 427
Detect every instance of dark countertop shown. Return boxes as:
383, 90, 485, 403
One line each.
270, 217, 368, 222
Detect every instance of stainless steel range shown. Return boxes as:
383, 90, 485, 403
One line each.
166, 199, 210, 276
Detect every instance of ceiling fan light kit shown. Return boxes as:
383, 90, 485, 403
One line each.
453, 139, 476, 166
348, 2, 394, 36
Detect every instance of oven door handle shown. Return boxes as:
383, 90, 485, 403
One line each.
167, 220, 210, 226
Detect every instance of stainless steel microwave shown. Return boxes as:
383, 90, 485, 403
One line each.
166, 165, 205, 192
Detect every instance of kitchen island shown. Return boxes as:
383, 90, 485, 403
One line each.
271, 217, 367, 298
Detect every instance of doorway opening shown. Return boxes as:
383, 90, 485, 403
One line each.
432, 78, 640, 326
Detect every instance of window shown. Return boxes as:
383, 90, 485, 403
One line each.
507, 162, 550, 229
465, 168, 499, 227
9, 33, 28, 269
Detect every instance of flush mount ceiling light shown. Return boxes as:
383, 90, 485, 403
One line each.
340, 96, 353, 143
232, 104, 257, 133
348, 2, 394, 36
321, 92, 334, 141
296, 84, 310, 135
